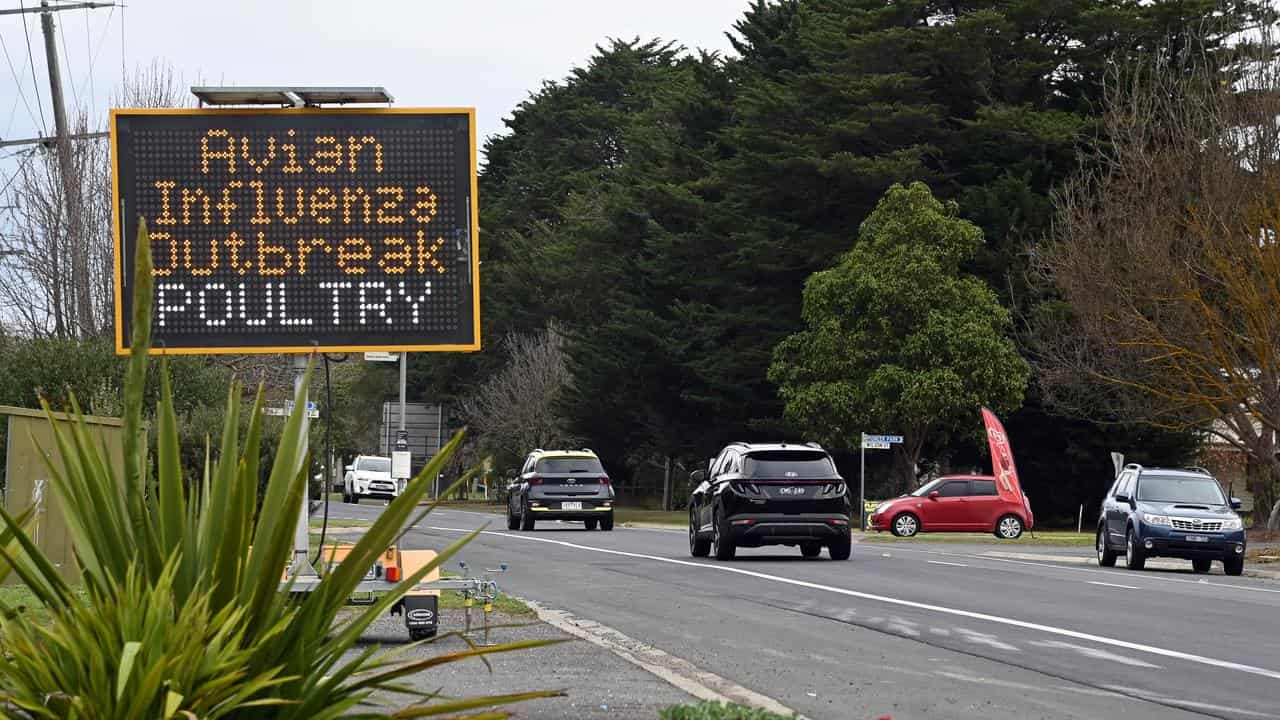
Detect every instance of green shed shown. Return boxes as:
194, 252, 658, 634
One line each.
1, 406, 124, 585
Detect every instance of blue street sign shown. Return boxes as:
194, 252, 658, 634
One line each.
863, 434, 904, 444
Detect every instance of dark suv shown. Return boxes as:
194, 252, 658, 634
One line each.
688, 442, 852, 560
1097, 464, 1246, 575
507, 449, 615, 531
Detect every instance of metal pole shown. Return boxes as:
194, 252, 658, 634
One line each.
399, 351, 407, 437
435, 401, 444, 499
859, 433, 866, 532
291, 355, 316, 576
40, 1, 90, 336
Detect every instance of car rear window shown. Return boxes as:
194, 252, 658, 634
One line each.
1136, 474, 1226, 504
742, 451, 836, 478
536, 457, 605, 474
358, 458, 390, 473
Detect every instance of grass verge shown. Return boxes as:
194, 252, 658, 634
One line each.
661, 702, 796, 719
860, 530, 1094, 547
616, 509, 684, 526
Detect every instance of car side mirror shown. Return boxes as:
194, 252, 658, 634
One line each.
1231, 497, 1243, 510
344, 465, 353, 472
928, 491, 939, 500
1114, 493, 1130, 504
690, 469, 706, 483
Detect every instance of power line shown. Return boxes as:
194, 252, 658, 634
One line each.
82, 4, 92, 109
18, 1, 47, 133
0, 32, 40, 132
72, 2, 113, 107
58, 11, 78, 111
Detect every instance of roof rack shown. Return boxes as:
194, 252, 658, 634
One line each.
1124, 463, 1143, 471
805, 441, 824, 449
1183, 466, 1212, 475
580, 448, 594, 454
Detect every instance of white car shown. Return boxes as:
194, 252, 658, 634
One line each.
343, 455, 399, 503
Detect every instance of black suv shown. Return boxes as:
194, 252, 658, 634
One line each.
688, 442, 852, 560
1097, 464, 1246, 575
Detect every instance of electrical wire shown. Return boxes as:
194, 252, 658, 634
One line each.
57, 13, 77, 111
72, 3, 114, 110
82, 5, 92, 107
0, 32, 41, 133
17, 1, 47, 134
311, 352, 338, 565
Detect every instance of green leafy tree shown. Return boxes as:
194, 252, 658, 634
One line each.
769, 183, 1029, 492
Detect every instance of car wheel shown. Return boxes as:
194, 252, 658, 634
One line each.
341, 491, 350, 504
995, 515, 1023, 540
689, 507, 711, 557
585, 519, 598, 530
1125, 528, 1146, 570
506, 504, 519, 531
1192, 558, 1212, 573
351, 494, 360, 505
712, 508, 736, 560
600, 513, 614, 531
891, 513, 919, 538
1096, 527, 1117, 567
519, 501, 535, 531
1224, 556, 1244, 576
800, 542, 821, 558
828, 534, 852, 561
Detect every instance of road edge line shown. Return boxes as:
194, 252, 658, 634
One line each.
519, 597, 802, 719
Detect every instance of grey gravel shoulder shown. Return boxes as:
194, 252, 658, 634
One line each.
349, 609, 697, 719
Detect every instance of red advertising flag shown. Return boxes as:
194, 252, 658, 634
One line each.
982, 408, 1024, 506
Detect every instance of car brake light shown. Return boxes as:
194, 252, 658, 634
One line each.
528, 477, 543, 485
598, 477, 610, 485
386, 566, 401, 582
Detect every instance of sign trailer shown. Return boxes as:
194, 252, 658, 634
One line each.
111, 107, 479, 355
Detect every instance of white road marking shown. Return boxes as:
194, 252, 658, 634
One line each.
886, 616, 921, 637
885, 544, 1280, 596
523, 598, 802, 718
955, 628, 1021, 652
1100, 685, 1277, 718
929, 628, 952, 637
1088, 581, 1139, 590
1030, 640, 1161, 669
421, 524, 1280, 681
927, 560, 969, 567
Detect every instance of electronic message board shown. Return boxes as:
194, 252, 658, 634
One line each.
111, 108, 478, 354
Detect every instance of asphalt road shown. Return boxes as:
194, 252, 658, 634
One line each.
324, 503, 1280, 720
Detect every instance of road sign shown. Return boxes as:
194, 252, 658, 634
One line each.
863, 434, 903, 444
862, 439, 891, 450
264, 405, 319, 418
365, 351, 400, 362
111, 108, 479, 355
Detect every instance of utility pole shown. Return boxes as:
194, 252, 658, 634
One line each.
40, 0, 90, 338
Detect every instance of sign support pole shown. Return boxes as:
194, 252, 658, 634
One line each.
859, 432, 866, 532
291, 355, 317, 577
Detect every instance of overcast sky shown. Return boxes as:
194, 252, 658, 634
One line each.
0, 0, 749, 156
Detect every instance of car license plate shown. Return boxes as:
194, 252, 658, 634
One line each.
562, 501, 583, 510
1186, 535, 1209, 543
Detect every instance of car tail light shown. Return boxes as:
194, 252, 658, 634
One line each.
598, 477, 610, 486
528, 477, 543, 485
386, 566, 401, 582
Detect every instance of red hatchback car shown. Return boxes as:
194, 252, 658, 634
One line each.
868, 475, 1034, 539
